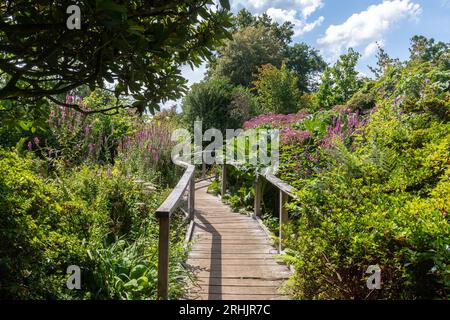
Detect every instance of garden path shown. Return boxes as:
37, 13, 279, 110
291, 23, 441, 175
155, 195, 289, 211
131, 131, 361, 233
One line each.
186, 179, 291, 300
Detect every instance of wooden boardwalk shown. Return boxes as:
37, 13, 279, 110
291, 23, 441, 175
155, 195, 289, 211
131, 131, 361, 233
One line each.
187, 179, 291, 300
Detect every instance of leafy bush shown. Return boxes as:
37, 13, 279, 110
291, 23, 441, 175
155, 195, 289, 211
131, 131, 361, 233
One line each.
116, 120, 179, 187
234, 39, 450, 299
253, 63, 301, 114
0, 150, 88, 299
279, 104, 449, 299
181, 77, 236, 133
31, 91, 132, 167
0, 149, 190, 299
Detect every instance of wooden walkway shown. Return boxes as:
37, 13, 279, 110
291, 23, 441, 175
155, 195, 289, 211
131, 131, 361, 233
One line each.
187, 179, 291, 300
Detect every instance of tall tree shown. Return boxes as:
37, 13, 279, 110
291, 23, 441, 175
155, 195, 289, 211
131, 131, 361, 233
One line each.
253, 63, 301, 114
210, 26, 284, 87
182, 77, 234, 133
286, 43, 326, 93
316, 48, 364, 108
409, 35, 449, 66
316, 67, 334, 109
0, 0, 232, 114
232, 9, 294, 46
331, 48, 363, 103
368, 43, 396, 78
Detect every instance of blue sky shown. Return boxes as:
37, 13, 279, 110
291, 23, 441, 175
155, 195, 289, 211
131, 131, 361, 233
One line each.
165, 0, 449, 108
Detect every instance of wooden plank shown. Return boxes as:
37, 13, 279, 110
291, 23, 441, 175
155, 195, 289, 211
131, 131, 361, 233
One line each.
191, 240, 271, 246
192, 235, 268, 240
190, 249, 278, 254
156, 165, 194, 218
188, 176, 195, 220
264, 173, 297, 198
187, 258, 283, 267
191, 268, 291, 279
279, 190, 289, 253
157, 216, 170, 300
195, 221, 258, 226
194, 277, 284, 287
190, 293, 288, 300
254, 176, 262, 217
221, 164, 227, 196
189, 285, 284, 295
190, 249, 276, 255
188, 252, 277, 259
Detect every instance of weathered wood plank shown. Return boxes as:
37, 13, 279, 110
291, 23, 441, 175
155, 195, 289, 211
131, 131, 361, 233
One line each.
194, 277, 284, 287
190, 293, 288, 300
189, 285, 285, 295
187, 258, 280, 266
187, 179, 291, 300
156, 165, 194, 218
263, 173, 297, 198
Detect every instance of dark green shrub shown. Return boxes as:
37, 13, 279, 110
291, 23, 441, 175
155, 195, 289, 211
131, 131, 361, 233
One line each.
0, 150, 190, 299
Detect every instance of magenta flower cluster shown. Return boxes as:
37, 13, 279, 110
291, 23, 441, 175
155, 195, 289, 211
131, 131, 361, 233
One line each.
118, 122, 174, 166
321, 113, 364, 149
45, 95, 113, 161
281, 128, 312, 144
243, 112, 308, 130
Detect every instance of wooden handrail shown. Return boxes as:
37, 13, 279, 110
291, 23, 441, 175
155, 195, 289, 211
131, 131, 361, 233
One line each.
221, 162, 297, 253
264, 173, 297, 198
155, 156, 195, 300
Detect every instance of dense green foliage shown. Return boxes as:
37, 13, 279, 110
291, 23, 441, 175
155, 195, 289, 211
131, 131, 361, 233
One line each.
0, 0, 232, 114
0, 89, 192, 299
0, 150, 190, 299
210, 26, 285, 87
208, 9, 326, 93
317, 49, 365, 108
182, 77, 258, 131
253, 63, 302, 114
219, 36, 449, 299
286, 43, 327, 93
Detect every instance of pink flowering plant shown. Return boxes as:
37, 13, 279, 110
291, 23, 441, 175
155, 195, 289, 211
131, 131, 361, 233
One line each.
29, 92, 130, 166
117, 120, 177, 186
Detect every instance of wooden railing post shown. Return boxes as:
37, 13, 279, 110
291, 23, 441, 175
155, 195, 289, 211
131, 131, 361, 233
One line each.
188, 176, 195, 220
221, 164, 227, 197
157, 215, 170, 300
279, 191, 289, 253
201, 161, 206, 179
254, 176, 262, 217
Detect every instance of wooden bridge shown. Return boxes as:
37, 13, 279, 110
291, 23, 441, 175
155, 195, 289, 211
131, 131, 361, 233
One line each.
186, 179, 291, 300
155, 158, 295, 300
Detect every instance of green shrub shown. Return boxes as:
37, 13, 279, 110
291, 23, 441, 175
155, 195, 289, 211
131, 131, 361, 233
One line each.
280, 105, 450, 299
0, 150, 88, 299
0, 150, 190, 299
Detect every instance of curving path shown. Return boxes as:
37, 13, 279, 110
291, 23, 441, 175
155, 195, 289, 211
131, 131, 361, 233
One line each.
187, 179, 291, 300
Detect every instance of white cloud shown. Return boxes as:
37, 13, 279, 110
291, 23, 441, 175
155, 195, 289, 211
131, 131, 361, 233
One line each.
230, 0, 325, 38
318, 0, 421, 58
266, 7, 324, 37
363, 40, 385, 58
298, 0, 324, 18
231, 0, 324, 17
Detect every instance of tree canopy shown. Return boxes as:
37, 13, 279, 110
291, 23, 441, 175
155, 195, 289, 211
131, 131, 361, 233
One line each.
232, 8, 294, 46
0, 0, 232, 114
208, 9, 326, 94
209, 25, 284, 87
253, 63, 301, 114
286, 43, 326, 93
317, 48, 364, 108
